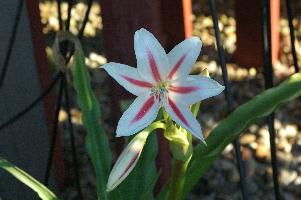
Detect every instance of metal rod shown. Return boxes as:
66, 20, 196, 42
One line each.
0, 72, 63, 131
285, 0, 299, 72
78, 0, 93, 39
55, 1, 84, 197
57, 0, 63, 30
260, 0, 280, 199
44, 75, 64, 185
63, 76, 83, 200
0, 0, 24, 89
66, 0, 73, 32
208, 0, 248, 199
66, 0, 93, 62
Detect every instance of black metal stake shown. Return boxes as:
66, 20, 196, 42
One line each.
66, 0, 73, 32
208, 0, 248, 199
260, 0, 280, 199
44, 74, 64, 185
285, 0, 299, 73
57, 0, 63, 30
63, 76, 83, 200
0, 0, 24, 89
78, 0, 93, 40
53, 0, 94, 198
0, 72, 63, 131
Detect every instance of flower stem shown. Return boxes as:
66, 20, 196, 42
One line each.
168, 157, 191, 200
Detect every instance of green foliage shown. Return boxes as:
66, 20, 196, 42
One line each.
183, 72, 301, 196
60, 32, 301, 200
0, 157, 58, 200
72, 46, 112, 200
71, 33, 160, 200
116, 133, 159, 200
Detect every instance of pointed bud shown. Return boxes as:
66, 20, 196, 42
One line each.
164, 122, 192, 161
106, 131, 149, 192
200, 68, 210, 77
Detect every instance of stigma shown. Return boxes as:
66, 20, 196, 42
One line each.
150, 82, 169, 106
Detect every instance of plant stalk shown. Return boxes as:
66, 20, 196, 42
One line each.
168, 157, 191, 200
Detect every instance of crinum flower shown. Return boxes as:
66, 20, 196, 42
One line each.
102, 28, 224, 141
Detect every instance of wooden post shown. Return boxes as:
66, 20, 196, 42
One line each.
234, 0, 280, 68
160, 0, 192, 50
271, 0, 280, 65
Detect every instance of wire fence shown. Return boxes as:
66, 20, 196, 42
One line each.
0, 0, 299, 199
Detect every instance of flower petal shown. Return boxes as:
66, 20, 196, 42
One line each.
134, 28, 170, 83
116, 92, 160, 137
107, 130, 149, 192
168, 75, 225, 105
164, 97, 204, 140
102, 62, 152, 96
167, 37, 202, 80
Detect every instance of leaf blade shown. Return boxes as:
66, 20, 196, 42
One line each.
183, 73, 301, 196
0, 157, 58, 200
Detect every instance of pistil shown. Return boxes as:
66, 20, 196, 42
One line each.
150, 82, 169, 106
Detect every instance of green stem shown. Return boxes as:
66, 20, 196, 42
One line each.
168, 157, 191, 200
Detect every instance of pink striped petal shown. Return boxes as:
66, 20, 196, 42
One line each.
107, 130, 149, 191
167, 37, 202, 80
102, 62, 152, 96
116, 92, 160, 137
134, 28, 170, 83
168, 75, 225, 105
164, 97, 204, 140
168, 85, 199, 94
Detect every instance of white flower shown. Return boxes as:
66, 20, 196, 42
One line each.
102, 28, 224, 141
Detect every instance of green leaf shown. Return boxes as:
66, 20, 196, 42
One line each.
0, 157, 58, 200
60, 32, 111, 200
183, 72, 301, 196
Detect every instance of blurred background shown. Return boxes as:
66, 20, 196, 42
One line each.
1, 0, 301, 199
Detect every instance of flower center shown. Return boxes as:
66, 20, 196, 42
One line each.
150, 82, 168, 106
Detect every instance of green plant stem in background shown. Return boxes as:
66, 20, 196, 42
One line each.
0, 157, 58, 200
183, 72, 301, 196
54, 32, 112, 200
168, 157, 191, 200
72, 46, 111, 200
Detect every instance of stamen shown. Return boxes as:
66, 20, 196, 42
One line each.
150, 82, 168, 106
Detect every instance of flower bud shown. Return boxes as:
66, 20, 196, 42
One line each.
164, 122, 192, 161
106, 131, 149, 192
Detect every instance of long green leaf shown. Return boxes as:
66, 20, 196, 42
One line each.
0, 157, 58, 200
183, 72, 301, 196
69, 36, 111, 200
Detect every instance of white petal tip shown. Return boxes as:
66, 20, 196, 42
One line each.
190, 129, 205, 141
100, 63, 110, 70
115, 129, 133, 137
106, 186, 113, 192
136, 28, 148, 34
195, 134, 205, 142
187, 36, 202, 48
219, 85, 225, 93
115, 131, 125, 137
189, 36, 201, 43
